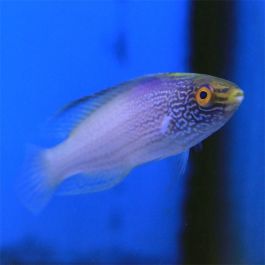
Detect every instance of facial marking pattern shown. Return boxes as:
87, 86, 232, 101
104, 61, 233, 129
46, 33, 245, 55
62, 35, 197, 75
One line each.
166, 78, 224, 141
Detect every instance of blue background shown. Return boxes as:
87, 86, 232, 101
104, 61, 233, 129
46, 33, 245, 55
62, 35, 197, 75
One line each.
0, 1, 264, 264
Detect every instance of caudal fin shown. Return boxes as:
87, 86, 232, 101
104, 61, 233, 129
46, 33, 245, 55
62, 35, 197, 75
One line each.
17, 145, 58, 213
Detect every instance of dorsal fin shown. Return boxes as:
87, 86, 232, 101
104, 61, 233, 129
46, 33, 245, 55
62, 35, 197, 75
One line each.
38, 74, 163, 146
56, 86, 118, 118
40, 83, 131, 145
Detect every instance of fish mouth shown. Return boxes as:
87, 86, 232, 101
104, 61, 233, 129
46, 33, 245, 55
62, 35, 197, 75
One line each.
225, 88, 244, 112
228, 88, 244, 105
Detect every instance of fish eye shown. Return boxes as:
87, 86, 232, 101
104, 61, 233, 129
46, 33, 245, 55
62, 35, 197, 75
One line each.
195, 86, 213, 107
199, 91, 207, 99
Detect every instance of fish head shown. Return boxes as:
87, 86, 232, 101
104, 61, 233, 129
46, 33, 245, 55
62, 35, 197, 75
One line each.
167, 74, 244, 148
192, 75, 244, 117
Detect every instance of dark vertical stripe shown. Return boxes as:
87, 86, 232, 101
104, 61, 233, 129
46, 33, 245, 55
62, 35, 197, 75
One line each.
182, 1, 236, 264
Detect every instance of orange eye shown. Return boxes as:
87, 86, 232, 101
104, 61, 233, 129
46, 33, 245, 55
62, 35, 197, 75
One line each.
195, 86, 213, 107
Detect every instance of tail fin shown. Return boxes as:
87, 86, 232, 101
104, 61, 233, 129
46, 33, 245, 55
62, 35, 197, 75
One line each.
17, 145, 58, 214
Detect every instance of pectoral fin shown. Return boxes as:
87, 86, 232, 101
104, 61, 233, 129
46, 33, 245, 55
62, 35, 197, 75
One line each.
174, 150, 189, 177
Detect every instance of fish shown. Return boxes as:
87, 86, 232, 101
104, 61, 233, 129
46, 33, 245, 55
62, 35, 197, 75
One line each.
19, 73, 244, 212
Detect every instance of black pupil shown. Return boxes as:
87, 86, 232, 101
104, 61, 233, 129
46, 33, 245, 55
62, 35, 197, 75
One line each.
200, 91, 208, 99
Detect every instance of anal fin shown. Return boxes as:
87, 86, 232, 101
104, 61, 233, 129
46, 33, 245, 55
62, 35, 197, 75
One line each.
56, 167, 131, 195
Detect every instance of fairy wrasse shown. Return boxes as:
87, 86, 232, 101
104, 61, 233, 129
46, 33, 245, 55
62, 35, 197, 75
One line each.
19, 73, 244, 212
